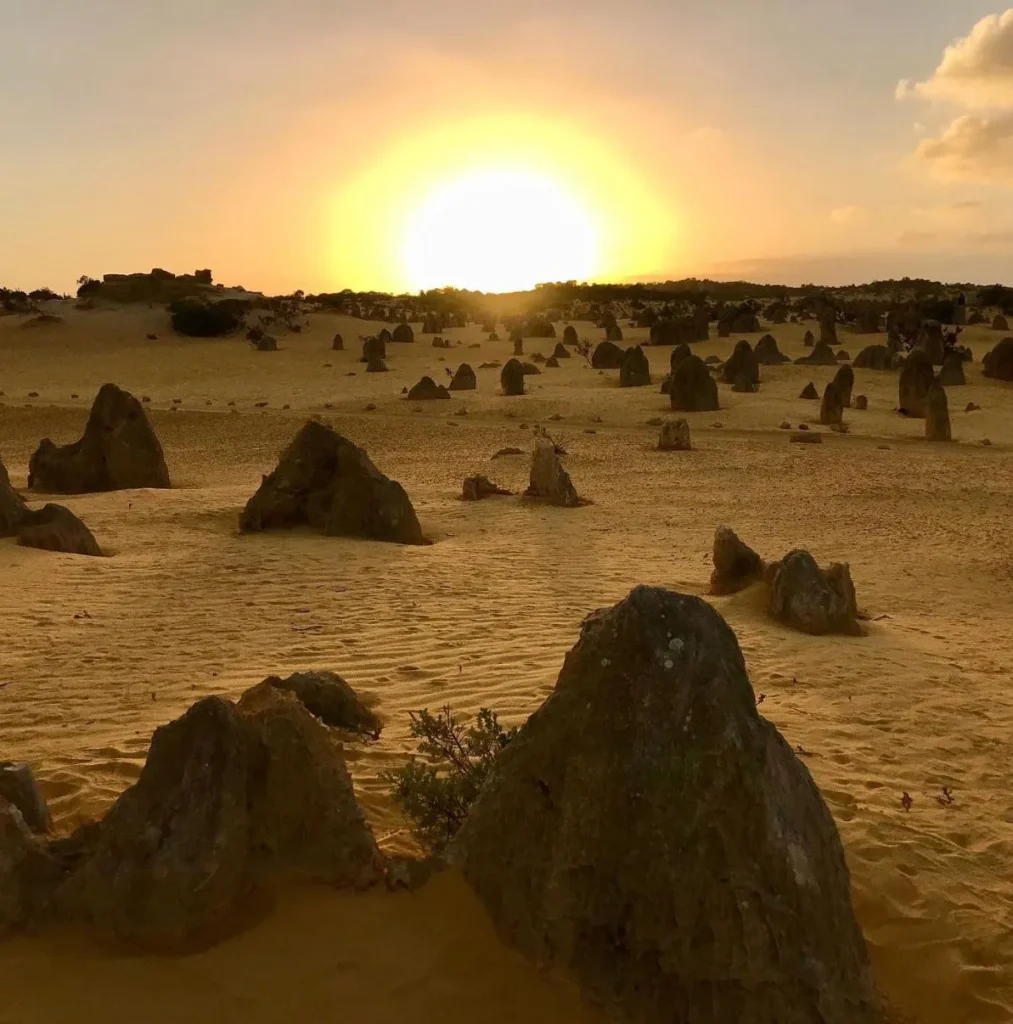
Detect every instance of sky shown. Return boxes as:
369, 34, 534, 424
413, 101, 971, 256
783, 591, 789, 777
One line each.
2, 0, 1013, 293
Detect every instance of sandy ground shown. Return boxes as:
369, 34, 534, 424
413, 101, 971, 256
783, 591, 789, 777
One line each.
1, 304, 1012, 1023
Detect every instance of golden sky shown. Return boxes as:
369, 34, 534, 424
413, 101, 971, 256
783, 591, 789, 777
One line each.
2, 1, 1013, 293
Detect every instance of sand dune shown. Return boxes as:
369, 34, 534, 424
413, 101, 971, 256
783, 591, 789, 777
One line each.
1, 304, 1012, 1021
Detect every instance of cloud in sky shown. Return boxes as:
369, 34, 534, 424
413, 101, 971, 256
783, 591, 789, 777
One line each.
900, 9, 1013, 110
914, 112, 1013, 185
829, 205, 869, 225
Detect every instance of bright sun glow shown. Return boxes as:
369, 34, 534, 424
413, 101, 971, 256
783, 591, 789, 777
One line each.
401, 167, 600, 292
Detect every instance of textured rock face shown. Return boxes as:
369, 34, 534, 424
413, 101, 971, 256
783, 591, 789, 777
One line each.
983, 337, 1013, 381
832, 365, 855, 408
709, 526, 764, 595
591, 341, 626, 370
28, 384, 170, 494
722, 340, 760, 385
0, 454, 30, 537
619, 346, 651, 388
0, 763, 53, 835
898, 352, 935, 417
769, 550, 862, 636
526, 442, 581, 508
658, 419, 691, 451
670, 355, 719, 412
448, 363, 477, 390
936, 355, 966, 387
261, 670, 382, 739
820, 383, 843, 427
500, 358, 526, 396
239, 421, 424, 545
450, 586, 881, 1024
754, 334, 789, 364
461, 475, 511, 501
853, 344, 893, 370
925, 383, 951, 442
0, 798, 61, 937
16, 504, 102, 557
406, 376, 450, 400
59, 689, 383, 950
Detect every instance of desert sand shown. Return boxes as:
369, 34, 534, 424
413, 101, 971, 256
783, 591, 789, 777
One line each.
1, 304, 1012, 1022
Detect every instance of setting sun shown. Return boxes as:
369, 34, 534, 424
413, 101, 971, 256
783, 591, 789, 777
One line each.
401, 167, 600, 292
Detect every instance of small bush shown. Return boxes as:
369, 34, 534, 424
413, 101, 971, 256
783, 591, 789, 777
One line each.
169, 299, 243, 337
380, 705, 516, 854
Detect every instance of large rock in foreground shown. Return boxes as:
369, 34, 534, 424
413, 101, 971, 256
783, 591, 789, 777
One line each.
240, 421, 424, 545
59, 686, 384, 949
28, 384, 170, 494
17, 504, 102, 557
450, 586, 882, 1024
768, 550, 862, 636
0, 454, 30, 537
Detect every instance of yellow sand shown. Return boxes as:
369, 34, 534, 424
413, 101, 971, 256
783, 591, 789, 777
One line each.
1, 304, 1012, 1022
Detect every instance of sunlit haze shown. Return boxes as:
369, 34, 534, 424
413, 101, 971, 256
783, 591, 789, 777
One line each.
3, 0, 1013, 292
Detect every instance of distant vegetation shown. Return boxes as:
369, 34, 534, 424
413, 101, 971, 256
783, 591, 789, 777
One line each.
168, 299, 244, 337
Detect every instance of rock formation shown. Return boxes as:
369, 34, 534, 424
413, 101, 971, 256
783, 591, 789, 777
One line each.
501, 359, 526, 396
391, 324, 414, 344
619, 346, 651, 388
552, 342, 571, 360
983, 337, 1013, 381
526, 442, 582, 507
799, 382, 819, 400
818, 308, 838, 346
925, 383, 951, 442
853, 345, 893, 371
260, 670, 382, 739
768, 551, 862, 636
669, 343, 692, 375
406, 376, 450, 400
0, 455, 29, 536
239, 421, 424, 545
450, 586, 881, 1024
16, 504, 102, 557
669, 354, 719, 412
819, 383, 843, 426
795, 342, 838, 366
722, 340, 760, 385
28, 384, 170, 494
605, 323, 624, 343
57, 687, 384, 949
331, 333, 343, 351
657, 419, 691, 451
831, 364, 854, 408
936, 355, 966, 387
0, 764, 52, 835
991, 315, 1008, 331
855, 395, 868, 411
898, 351, 935, 417
709, 526, 764, 595
449, 364, 477, 391
462, 475, 511, 501
803, 330, 815, 347
754, 334, 790, 364
562, 325, 578, 346
591, 341, 626, 370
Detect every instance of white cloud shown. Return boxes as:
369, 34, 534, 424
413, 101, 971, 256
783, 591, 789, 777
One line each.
903, 9, 1013, 109
914, 112, 1013, 184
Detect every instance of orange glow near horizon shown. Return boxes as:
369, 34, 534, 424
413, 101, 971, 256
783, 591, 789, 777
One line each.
325, 113, 676, 294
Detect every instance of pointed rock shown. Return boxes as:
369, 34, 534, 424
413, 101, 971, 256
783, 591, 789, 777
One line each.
670, 354, 719, 412
768, 550, 861, 635
260, 670, 382, 739
28, 384, 170, 494
0, 454, 30, 537
240, 421, 423, 545
17, 504, 102, 557
800, 382, 819, 400
448, 363, 477, 391
406, 376, 450, 400
501, 358, 526, 396
709, 525, 764, 595
450, 586, 881, 1024
526, 442, 582, 507
925, 383, 951, 442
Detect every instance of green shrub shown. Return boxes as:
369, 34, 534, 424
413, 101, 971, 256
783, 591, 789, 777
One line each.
169, 299, 243, 337
380, 706, 516, 854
